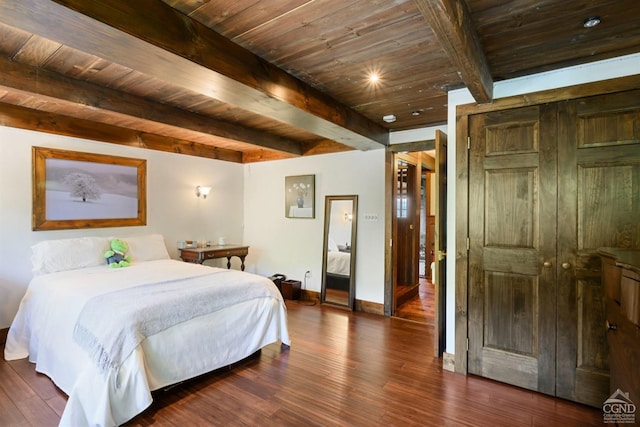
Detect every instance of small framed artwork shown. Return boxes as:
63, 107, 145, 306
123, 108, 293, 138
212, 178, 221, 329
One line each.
285, 174, 315, 218
32, 146, 147, 231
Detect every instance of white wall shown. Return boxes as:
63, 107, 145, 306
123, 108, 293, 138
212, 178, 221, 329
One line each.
390, 125, 447, 144
243, 149, 385, 303
0, 127, 244, 328
444, 52, 640, 354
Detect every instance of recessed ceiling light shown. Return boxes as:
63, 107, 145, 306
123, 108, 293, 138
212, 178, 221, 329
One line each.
411, 111, 421, 116
383, 114, 396, 123
583, 16, 601, 28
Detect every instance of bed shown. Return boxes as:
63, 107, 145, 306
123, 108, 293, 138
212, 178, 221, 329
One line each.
326, 240, 351, 291
4, 235, 290, 426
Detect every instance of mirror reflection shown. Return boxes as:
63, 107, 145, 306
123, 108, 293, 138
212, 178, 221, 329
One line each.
321, 195, 358, 309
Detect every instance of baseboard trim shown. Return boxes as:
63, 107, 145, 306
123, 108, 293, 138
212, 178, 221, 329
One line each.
443, 352, 455, 372
355, 299, 384, 315
301, 289, 320, 303
300, 290, 384, 316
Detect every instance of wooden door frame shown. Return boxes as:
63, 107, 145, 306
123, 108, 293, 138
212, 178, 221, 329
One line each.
385, 140, 437, 316
454, 74, 640, 375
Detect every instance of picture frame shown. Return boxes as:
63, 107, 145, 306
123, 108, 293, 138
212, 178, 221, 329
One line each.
285, 174, 315, 218
32, 147, 147, 231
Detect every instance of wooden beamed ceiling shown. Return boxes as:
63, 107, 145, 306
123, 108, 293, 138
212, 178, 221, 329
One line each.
0, 0, 638, 162
0, 0, 392, 162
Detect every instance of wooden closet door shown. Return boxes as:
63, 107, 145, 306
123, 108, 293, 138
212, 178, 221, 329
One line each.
468, 105, 558, 394
556, 90, 640, 406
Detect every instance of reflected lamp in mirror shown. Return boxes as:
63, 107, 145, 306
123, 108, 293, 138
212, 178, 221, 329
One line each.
195, 185, 212, 199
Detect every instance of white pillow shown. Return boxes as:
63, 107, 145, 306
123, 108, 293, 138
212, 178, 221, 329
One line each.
328, 237, 339, 252
32, 236, 111, 275
120, 234, 170, 262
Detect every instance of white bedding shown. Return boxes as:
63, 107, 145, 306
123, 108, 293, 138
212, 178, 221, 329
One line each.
4, 259, 290, 426
326, 250, 351, 276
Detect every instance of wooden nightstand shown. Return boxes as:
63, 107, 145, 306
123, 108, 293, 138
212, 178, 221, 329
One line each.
179, 245, 249, 271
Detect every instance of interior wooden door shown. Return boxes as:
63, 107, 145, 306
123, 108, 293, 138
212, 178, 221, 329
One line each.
395, 158, 420, 288
468, 105, 558, 394
555, 90, 640, 406
434, 129, 447, 356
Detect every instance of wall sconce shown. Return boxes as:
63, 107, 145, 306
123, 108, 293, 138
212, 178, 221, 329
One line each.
195, 185, 211, 199
344, 212, 353, 221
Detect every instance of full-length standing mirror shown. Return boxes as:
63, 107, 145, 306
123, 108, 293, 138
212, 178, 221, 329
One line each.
321, 195, 358, 310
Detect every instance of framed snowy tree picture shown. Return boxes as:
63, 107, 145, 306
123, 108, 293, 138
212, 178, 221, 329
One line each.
32, 147, 147, 230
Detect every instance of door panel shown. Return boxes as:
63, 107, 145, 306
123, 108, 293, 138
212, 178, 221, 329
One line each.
484, 168, 537, 248
556, 91, 640, 406
468, 105, 557, 395
579, 164, 638, 249
484, 272, 536, 355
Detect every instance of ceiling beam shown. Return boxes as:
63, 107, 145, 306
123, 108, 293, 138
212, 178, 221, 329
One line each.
388, 140, 435, 153
0, 0, 389, 150
414, 0, 493, 104
0, 57, 302, 156
0, 103, 244, 162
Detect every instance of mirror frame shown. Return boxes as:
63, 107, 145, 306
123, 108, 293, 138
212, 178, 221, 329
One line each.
321, 195, 358, 310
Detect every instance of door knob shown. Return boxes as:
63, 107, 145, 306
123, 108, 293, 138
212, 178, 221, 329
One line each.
543, 261, 552, 268
561, 262, 571, 270
437, 250, 446, 261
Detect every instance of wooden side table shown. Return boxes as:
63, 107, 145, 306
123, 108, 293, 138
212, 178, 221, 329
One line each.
179, 245, 249, 271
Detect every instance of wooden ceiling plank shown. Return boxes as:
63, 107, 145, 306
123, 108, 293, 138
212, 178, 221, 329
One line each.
191, 0, 313, 40
235, 0, 412, 64
0, 56, 302, 155
0, 0, 388, 150
413, 0, 493, 104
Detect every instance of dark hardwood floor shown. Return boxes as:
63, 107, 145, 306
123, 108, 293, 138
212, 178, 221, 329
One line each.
394, 278, 435, 324
1, 301, 603, 426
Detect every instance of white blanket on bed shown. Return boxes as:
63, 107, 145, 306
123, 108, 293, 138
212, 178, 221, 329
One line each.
74, 268, 275, 374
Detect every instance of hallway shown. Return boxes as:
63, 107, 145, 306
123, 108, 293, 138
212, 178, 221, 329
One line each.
394, 278, 434, 325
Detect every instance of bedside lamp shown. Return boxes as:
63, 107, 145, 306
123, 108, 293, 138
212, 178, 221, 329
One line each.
195, 185, 211, 199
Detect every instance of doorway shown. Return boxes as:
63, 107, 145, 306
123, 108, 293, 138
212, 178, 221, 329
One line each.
384, 130, 447, 357
394, 161, 435, 324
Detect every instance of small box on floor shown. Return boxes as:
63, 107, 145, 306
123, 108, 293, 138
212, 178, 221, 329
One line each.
280, 279, 301, 300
